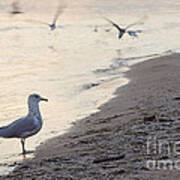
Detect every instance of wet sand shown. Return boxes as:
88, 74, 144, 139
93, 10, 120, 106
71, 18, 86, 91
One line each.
0, 0, 180, 177
1, 53, 180, 179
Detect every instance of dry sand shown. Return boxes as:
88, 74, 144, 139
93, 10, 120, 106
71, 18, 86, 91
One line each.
1, 53, 180, 179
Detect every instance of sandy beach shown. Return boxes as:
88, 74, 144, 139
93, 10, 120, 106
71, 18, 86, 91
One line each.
0, 0, 180, 178
1, 53, 180, 179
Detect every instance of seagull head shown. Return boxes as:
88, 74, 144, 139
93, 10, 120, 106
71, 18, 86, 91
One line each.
28, 94, 48, 104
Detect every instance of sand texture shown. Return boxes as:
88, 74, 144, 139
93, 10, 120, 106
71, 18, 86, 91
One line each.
1, 53, 180, 179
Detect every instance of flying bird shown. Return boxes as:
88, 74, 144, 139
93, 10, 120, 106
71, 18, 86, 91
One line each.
25, 3, 66, 30
0, 94, 48, 154
10, 1, 23, 14
47, 3, 66, 30
104, 18, 143, 39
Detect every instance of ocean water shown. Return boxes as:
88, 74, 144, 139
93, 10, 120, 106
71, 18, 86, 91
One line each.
0, 0, 180, 175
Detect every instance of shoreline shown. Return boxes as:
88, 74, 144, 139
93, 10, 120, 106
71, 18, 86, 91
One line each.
2, 53, 180, 179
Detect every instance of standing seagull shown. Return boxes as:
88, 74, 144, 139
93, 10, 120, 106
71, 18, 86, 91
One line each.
104, 18, 143, 39
0, 94, 48, 154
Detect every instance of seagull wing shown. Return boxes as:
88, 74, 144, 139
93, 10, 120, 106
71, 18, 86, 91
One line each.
0, 117, 38, 138
12, 1, 20, 11
125, 16, 146, 30
134, 30, 143, 33
125, 22, 141, 30
52, 3, 66, 25
104, 17, 122, 32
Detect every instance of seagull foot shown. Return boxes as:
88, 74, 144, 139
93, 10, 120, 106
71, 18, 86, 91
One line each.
21, 150, 34, 155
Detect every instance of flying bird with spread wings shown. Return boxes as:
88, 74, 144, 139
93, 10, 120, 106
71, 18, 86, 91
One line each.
104, 17, 143, 39
10, 1, 24, 14
26, 3, 66, 30
48, 3, 66, 30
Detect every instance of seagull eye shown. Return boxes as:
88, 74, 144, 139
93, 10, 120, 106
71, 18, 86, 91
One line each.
34, 95, 39, 99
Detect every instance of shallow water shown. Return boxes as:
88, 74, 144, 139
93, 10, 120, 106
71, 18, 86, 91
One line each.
0, 0, 180, 175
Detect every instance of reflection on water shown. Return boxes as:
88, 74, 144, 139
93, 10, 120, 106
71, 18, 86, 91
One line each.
0, 0, 180, 175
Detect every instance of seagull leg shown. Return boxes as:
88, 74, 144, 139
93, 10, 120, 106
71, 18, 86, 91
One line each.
20, 138, 34, 155
21, 138, 26, 154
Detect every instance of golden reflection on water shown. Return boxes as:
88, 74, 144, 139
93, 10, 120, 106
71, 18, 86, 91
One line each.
0, 0, 180, 175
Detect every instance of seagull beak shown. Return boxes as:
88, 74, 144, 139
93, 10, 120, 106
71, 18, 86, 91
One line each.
40, 97, 48, 102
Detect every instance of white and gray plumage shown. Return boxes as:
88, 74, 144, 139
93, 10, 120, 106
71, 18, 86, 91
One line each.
0, 94, 48, 154
104, 18, 143, 39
